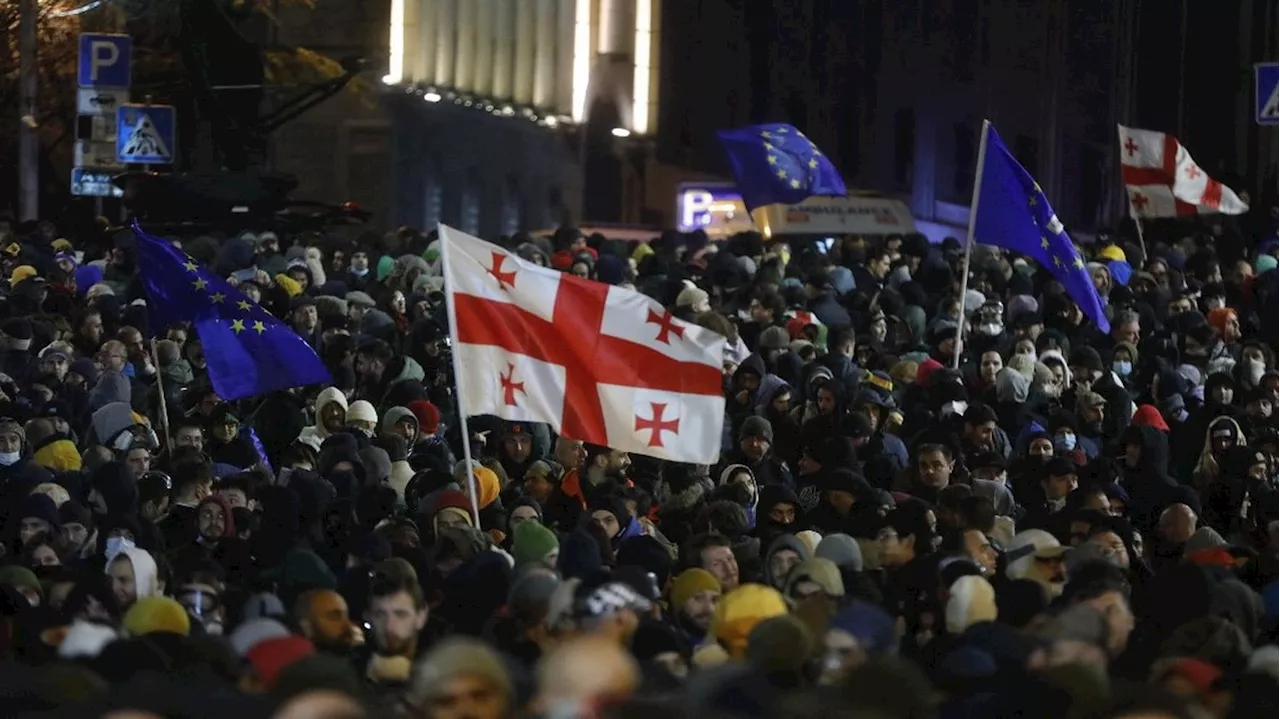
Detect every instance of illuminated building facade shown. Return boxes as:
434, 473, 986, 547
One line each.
382, 0, 662, 235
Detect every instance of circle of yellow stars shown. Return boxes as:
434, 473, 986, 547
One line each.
180, 254, 270, 336
760, 125, 824, 191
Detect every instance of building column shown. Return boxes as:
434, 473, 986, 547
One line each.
492, 0, 515, 99
416, 0, 438, 84
513, 0, 536, 104
473, 0, 494, 97
555, 0, 576, 114
455, 0, 475, 91
434, 0, 456, 87
596, 0, 633, 55
532, 0, 558, 109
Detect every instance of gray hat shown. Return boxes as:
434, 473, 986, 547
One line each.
758, 326, 791, 350
346, 290, 377, 308
228, 617, 291, 656
739, 416, 774, 444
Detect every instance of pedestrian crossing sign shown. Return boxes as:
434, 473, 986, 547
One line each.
1256, 63, 1278, 126
116, 103, 176, 164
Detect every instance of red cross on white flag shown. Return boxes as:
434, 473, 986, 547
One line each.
1117, 125, 1249, 219
440, 225, 728, 464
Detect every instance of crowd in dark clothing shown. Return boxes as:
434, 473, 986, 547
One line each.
0, 214, 1275, 719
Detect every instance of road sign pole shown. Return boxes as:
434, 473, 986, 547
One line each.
18, 0, 38, 221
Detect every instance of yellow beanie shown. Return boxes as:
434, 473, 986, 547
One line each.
51, 238, 74, 252
10, 265, 37, 286
1097, 245, 1126, 263
470, 467, 501, 509
670, 568, 721, 609
123, 596, 191, 637
711, 583, 788, 658
274, 273, 302, 298
34, 440, 84, 473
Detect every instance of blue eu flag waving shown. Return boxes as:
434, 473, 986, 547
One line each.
715, 123, 848, 211
971, 123, 1110, 333
134, 223, 332, 400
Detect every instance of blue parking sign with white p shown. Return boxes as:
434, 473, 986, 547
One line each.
1256, 63, 1278, 126
78, 33, 132, 89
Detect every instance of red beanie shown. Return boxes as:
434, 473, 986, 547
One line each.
246, 635, 314, 687
408, 400, 440, 435
1131, 404, 1170, 432
916, 358, 945, 386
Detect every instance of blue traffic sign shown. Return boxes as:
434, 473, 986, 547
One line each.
116, 104, 176, 165
1256, 63, 1278, 126
78, 33, 132, 89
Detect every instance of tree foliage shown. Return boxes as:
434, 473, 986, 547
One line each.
0, 0, 357, 209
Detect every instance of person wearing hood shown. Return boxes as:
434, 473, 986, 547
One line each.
763, 533, 811, 590
374, 433, 414, 505
1192, 415, 1248, 491
716, 416, 793, 492
726, 354, 781, 439
299, 387, 349, 451
993, 367, 1037, 435
753, 483, 802, 550
806, 468, 875, 536
588, 494, 644, 549
106, 545, 160, 610
716, 464, 760, 529
1117, 424, 1180, 530
760, 382, 804, 468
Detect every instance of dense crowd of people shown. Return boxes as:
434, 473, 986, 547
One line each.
0, 212, 1275, 719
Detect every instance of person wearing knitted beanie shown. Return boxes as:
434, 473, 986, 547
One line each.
512, 520, 559, 569
669, 568, 722, 645
123, 596, 191, 637
710, 584, 788, 658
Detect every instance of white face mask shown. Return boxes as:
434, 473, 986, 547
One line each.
0, 451, 19, 466
105, 536, 135, 560
940, 400, 969, 417
1247, 359, 1266, 385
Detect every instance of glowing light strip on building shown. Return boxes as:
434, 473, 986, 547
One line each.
385, 0, 406, 84
632, 0, 652, 134
572, 0, 592, 122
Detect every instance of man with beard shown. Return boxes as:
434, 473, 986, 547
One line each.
355, 573, 429, 688
668, 568, 721, 646
584, 444, 631, 488
355, 338, 427, 409
296, 589, 363, 656
496, 423, 538, 480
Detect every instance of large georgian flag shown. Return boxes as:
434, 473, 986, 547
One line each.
1118, 125, 1249, 218
440, 225, 727, 464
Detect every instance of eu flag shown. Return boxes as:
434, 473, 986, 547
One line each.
972, 124, 1110, 333
715, 123, 848, 211
133, 223, 332, 400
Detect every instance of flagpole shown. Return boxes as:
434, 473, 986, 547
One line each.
150, 338, 173, 452
1131, 214, 1149, 264
437, 226, 483, 527
953, 119, 992, 369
